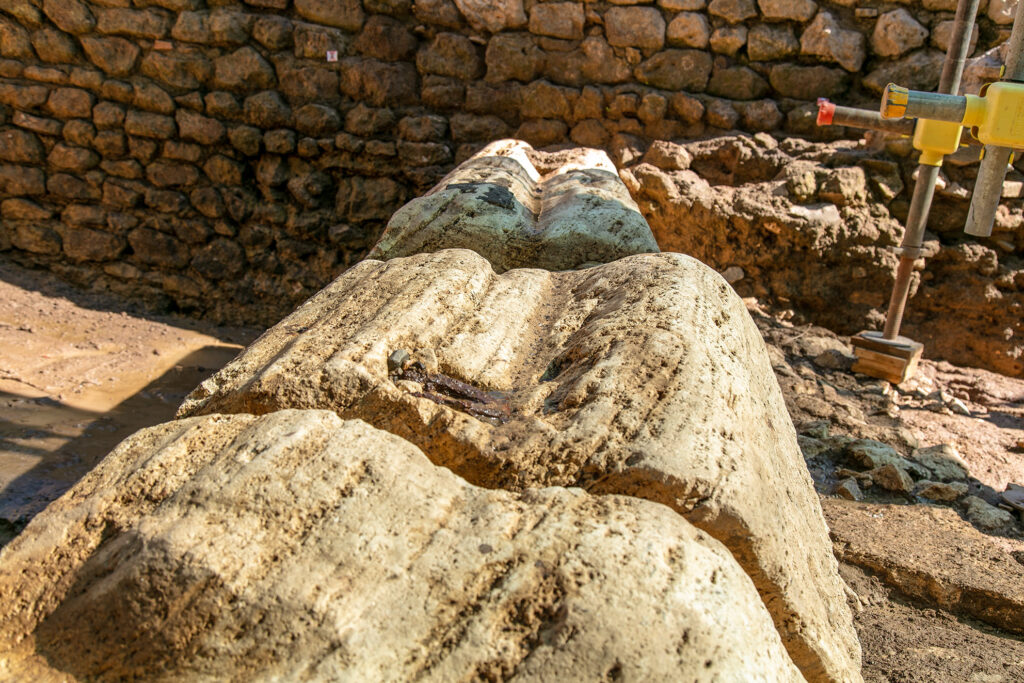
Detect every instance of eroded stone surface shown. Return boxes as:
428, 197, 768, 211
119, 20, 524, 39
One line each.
0, 410, 802, 681
179, 248, 861, 681
368, 139, 659, 272
825, 499, 1024, 635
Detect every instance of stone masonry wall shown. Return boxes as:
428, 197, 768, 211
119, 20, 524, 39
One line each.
0, 0, 1018, 325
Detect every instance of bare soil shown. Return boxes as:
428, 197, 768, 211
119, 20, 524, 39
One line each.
0, 256, 259, 543
1, 255, 1023, 681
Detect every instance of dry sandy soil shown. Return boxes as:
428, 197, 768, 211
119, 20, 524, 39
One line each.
0, 255, 1022, 681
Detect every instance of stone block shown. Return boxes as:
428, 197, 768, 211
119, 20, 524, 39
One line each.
453, 0, 527, 32
708, 66, 770, 100
212, 46, 276, 92
177, 109, 226, 145
709, 25, 747, 56
800, 11, 865, 72
758, 0, 817, 21
46, 88, 95, 118
0, 130, 44, 164
708, 0, 757, 23
769, 64, 848, 100
353, 15, 418, 61
294, 0, 365, 31
485, 33, 543, 83
294, 104, 342, 137
635, 49, 712, 92
416, 32, 482, 80
872, 9, 928, 58
605, 7, 665, 49
60, 225, 124, 261
667, 12, 710, 49
81, 36, 140, 76
529, 2, 584, 40
124, 110, 177, 139
31, 28, 79, 63
95, 8, 170, 39
748, 23, 798, 62
127, 227, 190, 268
243, 90, 293, 128
11, 222, 61, 254
140, 51, 212, 90
48, 143, 100, 172
42, 0, 95, 34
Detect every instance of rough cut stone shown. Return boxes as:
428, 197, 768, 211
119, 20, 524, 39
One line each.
667, 12, 710, 49
369, 140, 657, 271
80, 36, 140, 77
212, 47, 276, 92
708, 0, 757, 23
872, 9, 928, 58
31, 28, 79, 63
0, 411, 802, 681
863, 49, 944, 94
988, 0, 1018, 24
660, 0, 707, 7
45, 88, 93, 118
124, 110, 177, 139
176, 109, 225, 145
770, 64, 848, 100
485, 33, 542, 83
800, 11, 866, 72
127, 227, 189, 268
605, 7, 666, 49
709, 25, 747, 56
758, 0, 817, 21
140, 51, 212, 90
529, 2, 584, 40
635, 49, 712, 91
179, 247, 862, 682
96, 8, 170, 39
294, 0, 365, 30
354, 15, 417, 61
416, 32, 482, 80
48, 144, 99, 172
453, 0, 527, 32
60, 226, 124, 261
748, 23, 798, 61
708, 65, 769, 100
932, 20, 978, 54
42, 0, 95, 34
10, 223, 61, 254
915, 480, 968, 502
0, 130, 44, 164
0, 165, 45, 196
0, 17, 34, 60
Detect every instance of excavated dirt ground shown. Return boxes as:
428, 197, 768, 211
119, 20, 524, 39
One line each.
1, 254, 1023, 681
0, 257, 259, 544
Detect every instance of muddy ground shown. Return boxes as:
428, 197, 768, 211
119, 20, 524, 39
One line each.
0, 255, 1022, 681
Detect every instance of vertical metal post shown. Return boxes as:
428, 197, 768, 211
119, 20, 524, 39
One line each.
882, 0, 981, 339
965, 0, 1024, 237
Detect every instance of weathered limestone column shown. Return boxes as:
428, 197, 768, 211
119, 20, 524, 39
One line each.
368, 139, 660, 272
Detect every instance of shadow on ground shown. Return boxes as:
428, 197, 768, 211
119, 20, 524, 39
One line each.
0, 347, 240, 547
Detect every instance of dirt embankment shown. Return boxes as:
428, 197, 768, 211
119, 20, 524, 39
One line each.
623, 133, 1024, 379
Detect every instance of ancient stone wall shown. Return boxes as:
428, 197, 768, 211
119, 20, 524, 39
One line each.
0, 0, 1017, 325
